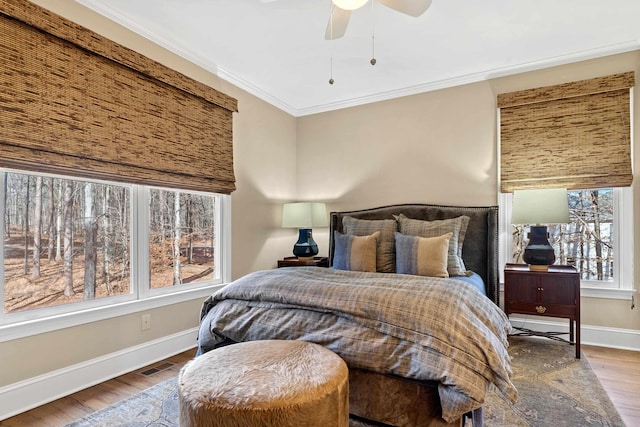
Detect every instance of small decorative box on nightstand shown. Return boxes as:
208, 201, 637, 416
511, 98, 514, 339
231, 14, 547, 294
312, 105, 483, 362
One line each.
504, 263, 581, 358
277, 256, 329, 268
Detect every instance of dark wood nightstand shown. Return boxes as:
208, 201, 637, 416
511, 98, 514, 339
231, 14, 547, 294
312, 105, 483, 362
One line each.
504, 263, 581, 358
277, 256, 329, 268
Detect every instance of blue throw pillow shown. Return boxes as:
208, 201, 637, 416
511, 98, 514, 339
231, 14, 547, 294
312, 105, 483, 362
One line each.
395, 232, 452, 278
333, 231, 379, 272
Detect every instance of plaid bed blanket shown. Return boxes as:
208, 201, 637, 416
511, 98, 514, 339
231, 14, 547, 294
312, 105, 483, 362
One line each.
197, 267, 517, 422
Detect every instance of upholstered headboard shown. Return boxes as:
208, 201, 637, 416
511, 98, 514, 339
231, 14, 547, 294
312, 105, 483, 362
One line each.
329, 204, 499, 304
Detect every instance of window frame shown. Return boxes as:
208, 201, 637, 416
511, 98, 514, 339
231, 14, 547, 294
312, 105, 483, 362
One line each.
0, 169, 231, 342
498, 187, 634, 300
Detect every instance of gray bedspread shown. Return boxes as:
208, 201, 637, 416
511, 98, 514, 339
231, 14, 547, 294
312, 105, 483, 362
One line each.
197, 267, 517, 422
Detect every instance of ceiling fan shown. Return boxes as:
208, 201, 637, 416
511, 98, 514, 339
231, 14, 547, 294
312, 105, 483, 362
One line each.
325, 0, 432, 40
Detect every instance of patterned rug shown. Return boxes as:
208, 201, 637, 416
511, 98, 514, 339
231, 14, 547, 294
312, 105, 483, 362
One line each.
484, 336, 625, 426
65, 336, 625, 427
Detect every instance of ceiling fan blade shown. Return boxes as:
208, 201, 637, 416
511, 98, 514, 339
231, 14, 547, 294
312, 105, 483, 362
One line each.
377, 0, 432, 17
325, 6, 351, 40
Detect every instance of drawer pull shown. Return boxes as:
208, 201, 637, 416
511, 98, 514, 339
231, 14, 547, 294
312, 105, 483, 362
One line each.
536, 305, 547, 314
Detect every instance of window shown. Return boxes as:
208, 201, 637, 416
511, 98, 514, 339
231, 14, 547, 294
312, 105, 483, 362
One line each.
1, 169, 227, 329
148, 189, 219, 290
497, 74, 634, 299
3, 172, 132, 314
500, 187, 633, 296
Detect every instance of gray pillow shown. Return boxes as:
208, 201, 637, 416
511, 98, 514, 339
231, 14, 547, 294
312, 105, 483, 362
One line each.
342, 216, 397, 273
396, 214, 470, 276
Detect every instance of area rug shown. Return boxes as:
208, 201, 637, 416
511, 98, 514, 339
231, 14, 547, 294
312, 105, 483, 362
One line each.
483, 336, 625, 426
66, 337, 625, 427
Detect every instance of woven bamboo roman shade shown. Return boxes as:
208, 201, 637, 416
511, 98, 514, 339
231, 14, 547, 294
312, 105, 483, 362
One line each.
498, 72, 634, 193
0, 0, 237, 194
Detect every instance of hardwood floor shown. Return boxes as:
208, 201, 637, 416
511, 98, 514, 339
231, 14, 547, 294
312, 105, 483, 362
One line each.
1, 345, 637, 426
583, 345, 640, 426
0, 349, 197, 427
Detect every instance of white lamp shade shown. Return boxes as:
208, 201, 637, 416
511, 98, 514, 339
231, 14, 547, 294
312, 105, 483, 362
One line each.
282, 202, 329, 228
511, 188, 570, 225
333, 0, 368, 10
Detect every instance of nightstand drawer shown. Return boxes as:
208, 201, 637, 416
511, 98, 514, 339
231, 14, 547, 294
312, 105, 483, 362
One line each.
507, 278, 577, 306
507, 301, 577, 317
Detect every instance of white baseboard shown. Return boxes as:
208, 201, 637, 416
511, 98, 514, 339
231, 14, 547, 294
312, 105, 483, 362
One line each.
508, 316, 640, 351
0, 327, 198, 421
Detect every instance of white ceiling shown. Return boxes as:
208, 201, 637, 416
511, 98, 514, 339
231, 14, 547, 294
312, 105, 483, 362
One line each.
75, 0, 640, 117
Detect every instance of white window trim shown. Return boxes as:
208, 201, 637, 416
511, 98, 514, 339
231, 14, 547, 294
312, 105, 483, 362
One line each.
498, 188, 634, 301
0, 285, 225, 342
0, 170, 232, 342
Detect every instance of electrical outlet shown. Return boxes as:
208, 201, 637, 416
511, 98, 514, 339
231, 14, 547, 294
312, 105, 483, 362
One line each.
141, 314, 151, 330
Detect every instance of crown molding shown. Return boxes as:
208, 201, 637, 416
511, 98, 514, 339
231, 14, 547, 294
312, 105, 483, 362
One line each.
216, 67, 298, 116
75, 0, 299, 115
295, 40, 640, 116
75, 0, 217, 74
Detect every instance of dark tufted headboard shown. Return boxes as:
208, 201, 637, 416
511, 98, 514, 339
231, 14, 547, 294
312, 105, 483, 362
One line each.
329, 204, 499, 304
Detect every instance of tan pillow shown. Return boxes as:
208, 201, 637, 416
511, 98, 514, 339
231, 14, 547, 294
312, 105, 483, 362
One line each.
395, 232, 451, 278
332, 231, 379, 272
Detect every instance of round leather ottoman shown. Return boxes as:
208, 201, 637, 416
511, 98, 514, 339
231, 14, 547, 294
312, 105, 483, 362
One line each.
178, 340, 349, 427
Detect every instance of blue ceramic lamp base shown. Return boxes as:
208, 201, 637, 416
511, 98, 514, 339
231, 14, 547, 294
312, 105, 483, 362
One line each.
292, 228, 319, 260
523, 225, 556, 268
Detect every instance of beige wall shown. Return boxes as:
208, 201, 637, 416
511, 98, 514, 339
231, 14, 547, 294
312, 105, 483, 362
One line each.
297, 50, 640, 332
297, 82, 498, 209
2, 300, 202, 385
2, 0, 639, 394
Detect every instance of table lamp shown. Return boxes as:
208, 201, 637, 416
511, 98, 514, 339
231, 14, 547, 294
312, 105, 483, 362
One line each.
511, 188, 570, 269
282, 202, 329, 260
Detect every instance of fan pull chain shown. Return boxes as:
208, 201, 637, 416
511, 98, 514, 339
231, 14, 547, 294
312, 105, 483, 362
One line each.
370, 36, 376, 66
329, 56, 334, 85
370, 0, 376, 65
329, 3, 335, 85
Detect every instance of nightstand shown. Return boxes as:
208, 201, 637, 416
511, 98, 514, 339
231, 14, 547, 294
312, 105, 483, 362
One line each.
504, 263, 580, 358
277, 256, 329, 268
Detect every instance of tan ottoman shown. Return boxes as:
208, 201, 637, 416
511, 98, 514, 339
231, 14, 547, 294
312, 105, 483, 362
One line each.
178, 340, 349, 427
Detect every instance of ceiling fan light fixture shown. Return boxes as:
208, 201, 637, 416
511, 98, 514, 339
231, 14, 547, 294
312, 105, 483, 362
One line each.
332, 0, 368, 11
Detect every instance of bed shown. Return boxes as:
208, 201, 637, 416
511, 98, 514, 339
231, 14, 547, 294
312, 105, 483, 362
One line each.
196, 204, 516, 426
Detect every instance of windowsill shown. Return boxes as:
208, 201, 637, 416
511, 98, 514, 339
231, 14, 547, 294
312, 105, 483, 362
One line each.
580, 286, 635, 300
0, 283, 227, 343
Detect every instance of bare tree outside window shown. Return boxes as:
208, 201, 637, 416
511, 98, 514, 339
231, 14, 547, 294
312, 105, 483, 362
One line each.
2, 172, 222, 317
3, 173, 131, 313
149, 189, 216, 289
512, 189, 614, 282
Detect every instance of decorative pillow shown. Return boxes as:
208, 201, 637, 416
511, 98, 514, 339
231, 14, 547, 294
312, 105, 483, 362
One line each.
397, 214, 470, 276
333, 231, 379, 272
342, 216, 397, 273
395, 232, 452, 278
